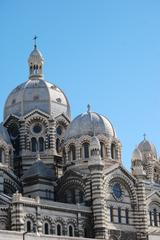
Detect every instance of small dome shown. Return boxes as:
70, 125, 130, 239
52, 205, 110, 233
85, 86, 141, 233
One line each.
64, 111, 116, 141
28, 48, 44, 65
132, 147, 142, 161
138, 139, 157, 158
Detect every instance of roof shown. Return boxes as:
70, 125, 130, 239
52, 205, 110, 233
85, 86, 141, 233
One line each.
4, 79, 71, 120
23, 159, 55, 180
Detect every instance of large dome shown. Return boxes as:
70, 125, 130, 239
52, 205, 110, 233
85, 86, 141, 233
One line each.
4, 46, 71, 120
4, 79, 71, 120
64, 110, 116, 140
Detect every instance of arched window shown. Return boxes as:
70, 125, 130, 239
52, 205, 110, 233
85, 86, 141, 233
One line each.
64, 189, 72, 203
31, 137, 37, 152
110, 206, 113, 222
39, 137, 44, 152
27, 220, 31, 232
153, 208, 158, 226
125, 208, 129, 224
0, 148, 5, 163
56, 138, 61, 154
68, 145, 76, 161
149, 211, 152, 226
118, 207, 121, 223
57, 223, 62, 236
44, 222, 49, 235
111, 143, 117, 159
79, 191, 84, 203
83, 142, 89, 159
80, 148, 82, 158
68, 225, 74, 236
100, 142, 105, 158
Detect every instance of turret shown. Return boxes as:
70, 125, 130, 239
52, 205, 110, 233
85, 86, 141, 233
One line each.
28, 37, 44, 80
131, 147, 146, 179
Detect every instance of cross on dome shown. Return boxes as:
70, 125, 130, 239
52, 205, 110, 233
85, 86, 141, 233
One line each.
87, 104, 91, 113
33, 35, 38, 49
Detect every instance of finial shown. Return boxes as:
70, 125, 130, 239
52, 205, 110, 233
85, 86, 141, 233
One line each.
87, 104, 91, 113
143, 133, 146, 140
33, 35, 38, 49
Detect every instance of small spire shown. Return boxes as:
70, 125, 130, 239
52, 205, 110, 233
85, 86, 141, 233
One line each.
33, 35, 38, 49
87, 104, 91, 113
143, 133, 146, 141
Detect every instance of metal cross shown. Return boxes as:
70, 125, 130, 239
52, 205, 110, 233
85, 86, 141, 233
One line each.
33, 35, 38, 48
143, 133, 146, 140
87, 104, 91, 113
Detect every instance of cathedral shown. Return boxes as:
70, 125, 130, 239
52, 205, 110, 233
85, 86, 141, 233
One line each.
0, 43, 160, 240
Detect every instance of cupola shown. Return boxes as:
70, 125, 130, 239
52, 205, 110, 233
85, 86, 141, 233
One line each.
28, 36, 44, 80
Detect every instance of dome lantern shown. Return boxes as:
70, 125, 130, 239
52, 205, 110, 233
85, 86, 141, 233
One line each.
28, 36, 44, 80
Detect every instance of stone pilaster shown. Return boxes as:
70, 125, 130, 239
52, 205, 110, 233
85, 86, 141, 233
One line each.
49, 119, 55, 153
135, 181, 148, 240
89, 165, 108, 239
19, 120, 26, 153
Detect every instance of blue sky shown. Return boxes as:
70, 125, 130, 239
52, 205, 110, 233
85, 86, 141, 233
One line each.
0, 0, 160, 169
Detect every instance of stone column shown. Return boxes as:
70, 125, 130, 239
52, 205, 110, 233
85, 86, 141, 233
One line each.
19, 120, 26, 154
89, 164, 108, 239
49, 119, 55, 153
135, 181, 148, 240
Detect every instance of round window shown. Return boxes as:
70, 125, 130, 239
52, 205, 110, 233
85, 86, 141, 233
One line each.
112, 183, 122, 200
33, 123, 42, 134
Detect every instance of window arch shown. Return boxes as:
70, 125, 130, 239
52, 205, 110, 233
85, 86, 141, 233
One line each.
111, 143, 117, 159
68, 144, 76, 161
153, 208, 158, 226
118, 207, 121, 223
68, 224, 74, 236
56, 223, 62, 236
26, 220, 32, 232
125, 208, 129, 224
149, 211, 152, 226
31, 137, 37, 152
64, 188, 85, 204
39, 137, 44, 152
100, 142, 105, 158
44, 222, 49, 235
56, 138, 61, 154
83, 142, 89, 159
110, 206, 113, 222
149, 204, 160, 227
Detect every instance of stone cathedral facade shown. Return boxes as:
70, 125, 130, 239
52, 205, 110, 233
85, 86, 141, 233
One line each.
0, 44, 160, 240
